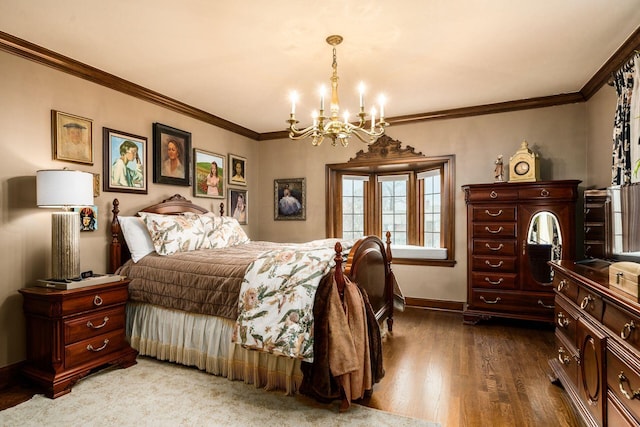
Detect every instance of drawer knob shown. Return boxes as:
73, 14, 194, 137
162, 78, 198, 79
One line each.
618, 371, 640, 400
479, 296, 501, 304
540, 189, 550, 197
87, 339, 109, 352
485, 260, 504, 268
558, 347, 571, 365
484, 226, 504, 234
484, 277, 504, 286
621, 320, 636, 340
538, 299, 554, 310
580, 295, 594, 310
557, 279, 567, 292
93, 295, 103, 306
87, 316, 109, 330
490, 191, 498, 199
485, 243, 504, 251
484, 209, 503, 217
557, 312, 570, 328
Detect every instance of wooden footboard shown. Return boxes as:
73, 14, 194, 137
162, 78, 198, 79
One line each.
109, 194, 394, 330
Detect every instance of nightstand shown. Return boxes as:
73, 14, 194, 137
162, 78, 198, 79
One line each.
19, 279, 138, 398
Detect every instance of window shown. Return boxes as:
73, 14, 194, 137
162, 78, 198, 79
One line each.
326, 136, 455, 266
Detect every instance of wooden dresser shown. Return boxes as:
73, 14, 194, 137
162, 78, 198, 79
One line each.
462, 180, 580, 324
584, 189, 612, 260
19, 280, 138, 398
549, 260, 640, 426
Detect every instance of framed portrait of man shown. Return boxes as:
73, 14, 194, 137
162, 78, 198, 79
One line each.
52, 110, 93, 165
153, 122, 191, 186
103, 127, 148, 194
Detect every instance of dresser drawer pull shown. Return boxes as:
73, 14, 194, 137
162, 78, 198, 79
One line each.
540, 189, 550, 197
618, 371, 640, 400
484, 209, 503, 217
538, 299, 554, 310
484, 277, 503, 285
490, 191, 498, 199
580, 295, 593, 310
484, 226, 504, 234
87, 316, 109, 330
557, 312, 570, 328
585, 208, 590, 215
621, 320, 636, 340
557, 347, 571, 365
485, 243, 504, 251
557, 279, 567, 292
485, 260, 504, 268
93, 295, 103, 306
480, 296, 501, 304
87, 339, 109, 352
585, 227, 591, 234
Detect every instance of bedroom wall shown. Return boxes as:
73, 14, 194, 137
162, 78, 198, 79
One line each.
0, 50, 258, 367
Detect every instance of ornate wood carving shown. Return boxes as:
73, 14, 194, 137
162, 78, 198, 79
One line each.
349, 135, 425, 162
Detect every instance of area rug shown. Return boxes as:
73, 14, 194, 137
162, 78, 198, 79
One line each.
0, 357, 439, 427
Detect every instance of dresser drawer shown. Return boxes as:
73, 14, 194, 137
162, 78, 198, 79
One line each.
472, 206, 516, 222
603, 302, 640, 353
466, 188, 519, 202
471, 272, 518, 290
518, 186, 576, 200
608, 391, 639, 427
469, 290, 555, 315
577, 287, 604, 322
555, 331, 578, 387
585, 206, 606, 222
553, 273, 579, 303
61, 286, 128, 316
472, 223, 516, 238
65, 329, 129, 369
64, 306, 125, 344
555, 295, 579, 344
472, 239, 517, 256
585, 243, 606, 259
607, 347, 640, 423
471, 255, 517, 273
584, 224, 605, 240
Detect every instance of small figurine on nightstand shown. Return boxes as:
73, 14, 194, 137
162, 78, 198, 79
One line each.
494, 155, 504, 182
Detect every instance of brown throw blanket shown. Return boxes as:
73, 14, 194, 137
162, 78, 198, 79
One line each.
300, 271, 384, 404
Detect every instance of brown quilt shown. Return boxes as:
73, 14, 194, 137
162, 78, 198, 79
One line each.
118, 241, 284, 320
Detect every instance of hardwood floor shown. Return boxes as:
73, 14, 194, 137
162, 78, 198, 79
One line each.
0, 307, 579, 426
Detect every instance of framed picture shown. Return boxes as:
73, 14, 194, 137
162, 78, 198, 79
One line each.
51, 110, 93, 165
153, 123, 191, 186
229, 153, 247, 186
274, 178, 305, 220
75, 205, 98, 232
229, 188, 248, 225
194, 149, 225, 198
102, 127, 148, 194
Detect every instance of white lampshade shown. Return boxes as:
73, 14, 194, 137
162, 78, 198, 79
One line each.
37, 169, 94, 208
36, 169, 94, 280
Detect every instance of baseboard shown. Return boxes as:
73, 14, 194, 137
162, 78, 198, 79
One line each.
0, 361, 24, 390
405, 297, 464, 312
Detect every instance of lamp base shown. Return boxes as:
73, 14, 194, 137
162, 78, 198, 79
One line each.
51, 211, 81, 280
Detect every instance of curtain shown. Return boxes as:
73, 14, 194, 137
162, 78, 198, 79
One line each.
621, 183, 640, 252
611, 54, 637, 185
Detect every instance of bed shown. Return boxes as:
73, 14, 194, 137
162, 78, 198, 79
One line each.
109, 194, 395, 402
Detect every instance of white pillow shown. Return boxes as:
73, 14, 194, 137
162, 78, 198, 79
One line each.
193, 212, 250, 247
118, 216, 156, 262
138, 212, 212, 256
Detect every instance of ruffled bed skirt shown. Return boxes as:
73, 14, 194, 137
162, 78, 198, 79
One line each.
125, 302, 303, 394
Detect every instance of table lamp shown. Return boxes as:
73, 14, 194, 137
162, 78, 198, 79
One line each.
36, 169, 94, 280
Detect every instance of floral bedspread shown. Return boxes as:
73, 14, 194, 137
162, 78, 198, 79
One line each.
232, 239, 354, 361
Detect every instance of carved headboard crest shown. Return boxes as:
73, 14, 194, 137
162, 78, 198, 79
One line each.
348, 135, 424, 162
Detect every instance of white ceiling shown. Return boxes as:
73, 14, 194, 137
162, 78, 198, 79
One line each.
1, 1, 639, 134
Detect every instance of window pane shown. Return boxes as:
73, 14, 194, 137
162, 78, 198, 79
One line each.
343, 197, 353, 214
421, 169, 442, 248
353, 183, 363, 197
382, 197, 394, 213
342, 177, 365, 240
394, 197, 407, 213
354, 196, 363, 213
343, 181, 353, 197
343, 215, 353, 231
394, 180, 406, 196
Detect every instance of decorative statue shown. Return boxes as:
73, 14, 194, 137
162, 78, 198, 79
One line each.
494, 155, 504, 182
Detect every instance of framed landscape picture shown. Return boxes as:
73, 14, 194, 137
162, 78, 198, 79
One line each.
229, 153, 247, 186
103, 127, 148, 194
193, 149, 225, 199
274, 178, 305, 220
52, 110, 93, 165
229, 188, 247, 225
153, 123, 191, 186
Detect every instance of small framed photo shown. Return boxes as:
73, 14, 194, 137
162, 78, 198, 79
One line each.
229, 153, 247, 186
75, 205, 98, 232
194, 149, 225, 199
229, 188, 248, 225
103, 127, 148, 194
51, 110, 93, 165
153, 123, 191, 186
274, 178, 305, 221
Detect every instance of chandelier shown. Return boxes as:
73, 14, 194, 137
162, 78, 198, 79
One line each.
287, 35, 388, 147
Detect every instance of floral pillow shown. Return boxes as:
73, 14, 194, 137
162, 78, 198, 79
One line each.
184, 212, 249, 248
138, 212, 212, 256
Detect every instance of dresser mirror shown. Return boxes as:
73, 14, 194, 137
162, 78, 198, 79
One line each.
526, 211, 562, 284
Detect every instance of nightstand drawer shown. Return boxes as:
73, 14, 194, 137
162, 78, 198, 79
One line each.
65, 306, 125, 344
65, 329, 129, 369
61, 287, 128, 315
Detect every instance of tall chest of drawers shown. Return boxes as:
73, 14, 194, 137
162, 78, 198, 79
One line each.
583, 189, 612, 259
19, 280, 138, 398
549, 260, 640, 427
462, 180, 580, 324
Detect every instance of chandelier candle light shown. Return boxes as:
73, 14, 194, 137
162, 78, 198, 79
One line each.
287, 35, 388, 147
